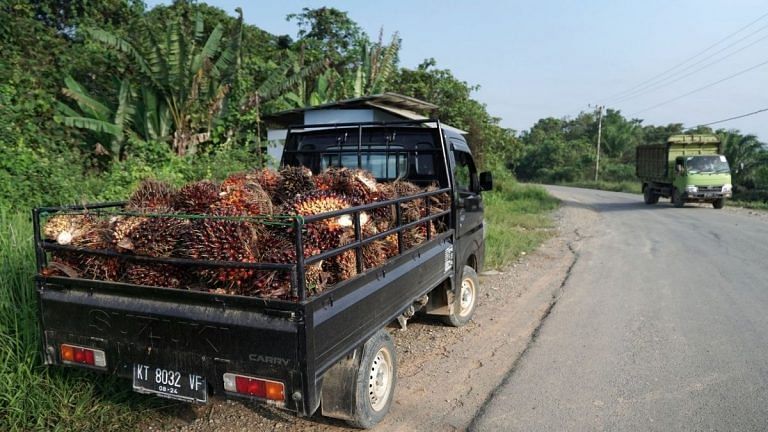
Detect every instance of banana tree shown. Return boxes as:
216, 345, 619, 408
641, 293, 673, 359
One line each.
83, 8, 243, 156
348, 29, 400, 98
56, 76, 136, 160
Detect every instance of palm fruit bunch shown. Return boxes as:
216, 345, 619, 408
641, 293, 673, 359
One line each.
370, 182, 397, 232
180, 218, 260, 289
214, 172, 273, 216
285, 190, 355, 252
424, 182, 451, 233
338, 224, 386, 272
389, 180, 429, 248
50, 218, 121, 281
109, 215, 148, 251
173, 180, 220, 214
250, 167, 283, 198
336, 168, 379, 204
126, 179, 176, 212
123, 263, 183, 289
248, 236, 324, 299
276, 166, 315, 204
313, 167, 344, 192
121, 216, 190, 258
43, 214, 93, 245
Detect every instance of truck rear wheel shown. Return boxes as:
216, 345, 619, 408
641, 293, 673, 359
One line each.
713, 198, 725, 209
442, 265, 479, 327
346, 329, 397, 429
643, 186, 659, 204
672, 188, 685, 208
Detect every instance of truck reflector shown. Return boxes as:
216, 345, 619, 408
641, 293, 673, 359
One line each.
223, 373, 285, 401
60, 344, 106, 368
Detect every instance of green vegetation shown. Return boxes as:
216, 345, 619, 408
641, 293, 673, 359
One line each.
511, 112, 768, 205
483, 173, 560, 270
0, 212, 172, 431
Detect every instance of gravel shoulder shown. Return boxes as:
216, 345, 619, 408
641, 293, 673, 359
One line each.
144, 203, 597, 432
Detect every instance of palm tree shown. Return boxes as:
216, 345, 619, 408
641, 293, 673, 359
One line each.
720, 131, 766, 188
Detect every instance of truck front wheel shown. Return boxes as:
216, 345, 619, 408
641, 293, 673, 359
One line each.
347, 329, 397, 429
713, 198, 725, 209
443, 265, 479, 327
672, 188, 685, 208
643, 186, 659, 204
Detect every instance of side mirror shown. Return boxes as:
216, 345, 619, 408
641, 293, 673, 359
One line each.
479, 171, 493, 191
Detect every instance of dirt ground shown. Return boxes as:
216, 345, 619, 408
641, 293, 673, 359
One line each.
142, 203, 594, 432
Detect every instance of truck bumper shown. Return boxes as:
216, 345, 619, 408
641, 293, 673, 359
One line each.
683, 192, 731, 201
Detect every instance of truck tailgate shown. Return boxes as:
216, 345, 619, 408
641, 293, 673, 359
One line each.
38, 278, 303, 409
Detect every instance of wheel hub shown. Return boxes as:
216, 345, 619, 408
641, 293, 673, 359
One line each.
368, 348, 392, 411
459, 278, 475, 316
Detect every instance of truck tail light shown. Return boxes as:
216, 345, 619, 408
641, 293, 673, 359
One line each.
60, 344, 106, 368
223, 373, 285, 401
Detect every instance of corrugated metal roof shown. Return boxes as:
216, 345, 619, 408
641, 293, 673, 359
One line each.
263, 92, 438, 126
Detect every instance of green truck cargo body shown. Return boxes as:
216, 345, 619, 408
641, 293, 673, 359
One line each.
636, 134, 732, 209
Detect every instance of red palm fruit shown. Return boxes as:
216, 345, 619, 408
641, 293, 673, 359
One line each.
214, 172, 273, 216
250, 168, 283, 197
123, 263, 183, 288
370, 182, 396, 232
285, 190, 353, 252
126, 179, 176, 212
336, 168, 378, 204
247, 235, 324, 299
339, 224, 385, 272
313, 167, 343, 192
173, 180, 220, 214
180, 218, 260, 287
276, 166, 315, 203
128, 216, 189, 257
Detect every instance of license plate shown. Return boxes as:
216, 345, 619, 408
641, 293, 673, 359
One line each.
704, 193, 715, 198
132, 364, 207, 403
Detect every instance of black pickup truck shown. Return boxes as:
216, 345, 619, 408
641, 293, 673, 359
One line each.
33, 119, 492, 428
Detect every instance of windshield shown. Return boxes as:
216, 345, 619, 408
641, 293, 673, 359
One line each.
685, 155, 730, 174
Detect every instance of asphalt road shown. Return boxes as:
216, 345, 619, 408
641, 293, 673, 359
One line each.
471, 186, 768, 431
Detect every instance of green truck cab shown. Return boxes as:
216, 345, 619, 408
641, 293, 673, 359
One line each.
636, 134, 732, 209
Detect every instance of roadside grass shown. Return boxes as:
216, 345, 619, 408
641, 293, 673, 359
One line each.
0, 178, 559, 430
0, 211, 163, 432
484, 179, 560, 270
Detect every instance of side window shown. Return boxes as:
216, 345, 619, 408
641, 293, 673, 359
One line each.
453, 150, 477, 193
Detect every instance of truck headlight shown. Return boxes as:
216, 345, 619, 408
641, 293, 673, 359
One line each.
722, 184, 732, 193
685, 185, 698, 193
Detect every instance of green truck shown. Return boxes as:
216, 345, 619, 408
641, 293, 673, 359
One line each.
636, 134, 732, 209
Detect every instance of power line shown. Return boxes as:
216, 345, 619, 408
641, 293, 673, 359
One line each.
698, 107, 768, 127
631, 58, 768, 115
603, 9, 768, 102
611, 24, 768, 104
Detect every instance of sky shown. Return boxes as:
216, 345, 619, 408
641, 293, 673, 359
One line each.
148, 0, 768, 140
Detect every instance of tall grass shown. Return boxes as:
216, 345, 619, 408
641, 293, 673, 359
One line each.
0, 212, 155, 431
483, 179, 560, 270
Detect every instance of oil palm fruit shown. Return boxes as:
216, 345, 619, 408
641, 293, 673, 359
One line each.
124, 263, 183, 288
180, 218, 260, 287
277, 166, 315, 203
126, 179, 176, 212
173, 180, 220, 214
250, 168, 283, 197
214, 172, 273, 216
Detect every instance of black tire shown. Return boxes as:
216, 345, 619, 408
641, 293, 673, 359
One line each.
442, 265, 479, 327
643, 186, 658, 205
672, 188, 685, 208
347, 329, 397, 429
713, 198, 725, 209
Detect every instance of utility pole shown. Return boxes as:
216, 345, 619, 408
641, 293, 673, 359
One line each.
594, 105, 604, 182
